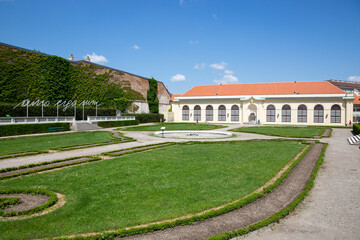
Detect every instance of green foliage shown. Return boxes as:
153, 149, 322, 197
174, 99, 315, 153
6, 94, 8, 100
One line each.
97, 120, 139, 128
0, 123, 70, 137
353, 123, 360, 135
147, 77, 159, 113
0, 197, 20, 210
0, 45, 144, 111
125, 113, 164, 123
112, 97, 131, 113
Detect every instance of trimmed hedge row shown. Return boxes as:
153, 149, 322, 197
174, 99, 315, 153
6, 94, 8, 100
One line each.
353, 123, 360, 135
0, 188, 58, 217
0, 197, 20, 210
124, 113, 164, 123
0, 122, 70, 137
55, 139, 312, 240
97, 120, 139, 128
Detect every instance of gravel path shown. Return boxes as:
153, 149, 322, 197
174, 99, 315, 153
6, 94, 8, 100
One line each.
233, 128, 360, 240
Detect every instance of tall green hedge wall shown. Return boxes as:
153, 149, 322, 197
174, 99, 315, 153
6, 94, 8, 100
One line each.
0, 45, 144, 113
0, 123, 70, 137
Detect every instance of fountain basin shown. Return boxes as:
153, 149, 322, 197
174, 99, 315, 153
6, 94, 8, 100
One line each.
154, 130, 232, 139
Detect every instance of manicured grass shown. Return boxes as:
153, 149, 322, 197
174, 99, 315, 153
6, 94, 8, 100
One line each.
231, 126, 325, 138
0, 140, 305, 239
0, 131, 115, 155
122, 122, 226, 131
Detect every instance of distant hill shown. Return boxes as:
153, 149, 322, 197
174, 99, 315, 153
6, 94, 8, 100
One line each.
0, 42, 171, 114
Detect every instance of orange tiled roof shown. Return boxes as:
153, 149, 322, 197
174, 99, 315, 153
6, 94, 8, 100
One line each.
181, 81, 344, 97
171, 94, 182, 101
354, 94, 360, 105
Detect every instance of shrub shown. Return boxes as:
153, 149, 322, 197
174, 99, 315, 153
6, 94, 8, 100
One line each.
97, 120, 139, 128
353, 123, 360, 135
0, 123, 70, 137
124, 113, 164, 123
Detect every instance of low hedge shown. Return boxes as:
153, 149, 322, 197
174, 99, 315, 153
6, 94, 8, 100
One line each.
0, 197, 20, 210
0, 123, 70, 137
124, 113, 164, 123
97, 120, 138, 128
0, 188, 58, 217
353, 123, 360, 135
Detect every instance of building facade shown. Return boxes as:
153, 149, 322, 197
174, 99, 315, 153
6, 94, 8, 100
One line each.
172, 81, 354, 126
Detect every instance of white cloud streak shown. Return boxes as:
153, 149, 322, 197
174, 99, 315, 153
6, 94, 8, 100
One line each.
170, 74, 187, 82
132, 44, 140, 50
347, 76, 360, 82
85, 53, 108, 64
189, 40, 199, 45
213, 74, 239, 84
179, 0, 184, 5
210, 61, 227, 70
224, 69, 234, 74
194, 62, 206, 70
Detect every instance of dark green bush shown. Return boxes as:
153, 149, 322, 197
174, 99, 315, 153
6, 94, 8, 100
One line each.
125, 113, 164, 123
97, 120, 139, 128
353, 123, 360, 135
0, 123, 70, 137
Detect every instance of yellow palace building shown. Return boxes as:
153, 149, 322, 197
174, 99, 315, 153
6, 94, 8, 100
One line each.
171, 81, 354, 126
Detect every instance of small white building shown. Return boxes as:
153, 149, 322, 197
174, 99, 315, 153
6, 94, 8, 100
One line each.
171, 81, 354, 126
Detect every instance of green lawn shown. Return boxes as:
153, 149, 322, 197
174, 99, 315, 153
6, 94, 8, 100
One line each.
0, 140, 305, 239
231, 126, 326, 138
122, 122, 226, 131
0, 131, 115, 155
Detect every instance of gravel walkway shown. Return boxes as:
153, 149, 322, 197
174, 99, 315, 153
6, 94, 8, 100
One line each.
234, 128, 360, 240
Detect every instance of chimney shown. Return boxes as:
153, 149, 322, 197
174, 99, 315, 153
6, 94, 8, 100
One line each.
68, 54, 74, 61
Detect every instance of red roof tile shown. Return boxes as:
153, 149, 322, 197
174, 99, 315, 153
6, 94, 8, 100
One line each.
170, 94, 182, 101
354, 94, 360, 105
182, 81, 344, 97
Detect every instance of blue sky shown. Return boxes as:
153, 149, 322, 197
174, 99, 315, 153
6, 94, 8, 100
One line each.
1, 0, 359, 94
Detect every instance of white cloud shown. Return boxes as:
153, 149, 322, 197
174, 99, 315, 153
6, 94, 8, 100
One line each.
213, 74, 239, 84
85, 53, 108, 64
347, 76, 360, 82
194, 62, 206, 70
224, 69, 234, 74
132, 44, 140, 50
179, 0, 184, 5
189, 40, 199, 45
212, 13, 217, 19
170, 74, 187, 82
210, 61, 227, 70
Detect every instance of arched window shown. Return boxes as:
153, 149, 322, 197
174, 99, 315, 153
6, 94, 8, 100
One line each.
194, 105, 201, 121
231, 105, 239, 121
314, 105, 324, 123
282, 105, 291, 122
182, 105, 189, 121
206, 105, 213, 121
266, 105, 275, 122
218, 105, 226, 121
298, 105, 307, 122
331, 104, 341, 123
